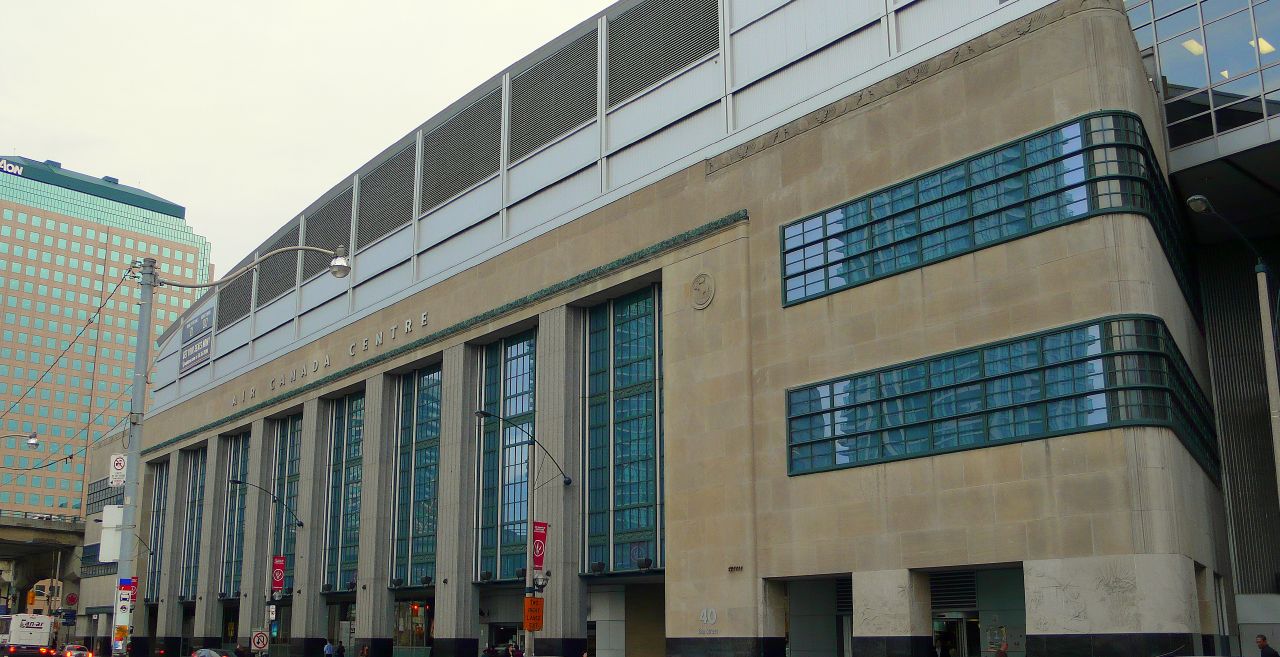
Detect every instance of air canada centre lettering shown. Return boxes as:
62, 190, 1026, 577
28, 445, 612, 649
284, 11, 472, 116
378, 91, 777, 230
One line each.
0, 159, 25, 176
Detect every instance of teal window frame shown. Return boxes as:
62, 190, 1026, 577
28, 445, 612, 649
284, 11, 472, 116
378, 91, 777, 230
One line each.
392, 364, 443, 586
179, 448, 207, 599
786, 315, 1218, 480
325, 393, 365, 589
220, 432, 251, 596
272, 414, 302, 592
779, 111, 1196, 313
144, 461, 168, 602
477, 330, 537, 582
584, 285, 664, 574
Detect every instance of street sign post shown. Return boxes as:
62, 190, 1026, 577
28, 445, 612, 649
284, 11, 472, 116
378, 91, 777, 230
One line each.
108, 454, 127, 487
522, 597, 544, 632
250, 630, 269, 653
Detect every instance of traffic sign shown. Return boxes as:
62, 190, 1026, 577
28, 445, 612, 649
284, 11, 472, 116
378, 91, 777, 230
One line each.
108, 454, 127, 487
115, 588, 132, 627
522, 597, 544, 632
266, 605, 276, 621
250, 630, 269, 652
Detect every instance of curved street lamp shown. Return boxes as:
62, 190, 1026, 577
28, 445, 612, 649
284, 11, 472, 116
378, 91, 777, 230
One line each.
115, 244, 349, 657
228, 478, 304, 528
473, 409, 571, 657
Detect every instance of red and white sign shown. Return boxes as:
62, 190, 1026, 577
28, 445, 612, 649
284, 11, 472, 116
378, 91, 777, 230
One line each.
108, 454, 127, 487
532, 521, 548, 570
271, 555, 286, 592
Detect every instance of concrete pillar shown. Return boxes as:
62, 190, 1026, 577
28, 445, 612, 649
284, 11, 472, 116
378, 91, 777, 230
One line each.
237, 419, 271, 645
433, 343, 482, 657
533, 306, 586, 657
850, 570, 932, 657
154, 451, 186, 657
587, 587, 625, 657
290, 398, 329, 657
194, 436, 230, 646
354, 374, 396, 657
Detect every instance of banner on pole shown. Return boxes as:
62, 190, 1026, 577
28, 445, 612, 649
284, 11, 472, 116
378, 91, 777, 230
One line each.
271, 555, 286, 592
532, 521, 548, 570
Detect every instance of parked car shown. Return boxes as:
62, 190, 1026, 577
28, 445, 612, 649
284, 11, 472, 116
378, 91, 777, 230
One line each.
190, 649, 234, 657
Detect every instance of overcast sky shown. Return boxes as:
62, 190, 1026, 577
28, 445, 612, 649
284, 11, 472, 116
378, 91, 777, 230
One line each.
1, 0, 614, 274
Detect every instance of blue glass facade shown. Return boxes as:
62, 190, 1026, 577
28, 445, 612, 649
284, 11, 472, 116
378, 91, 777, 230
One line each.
325, 393, 365, 589
477, 331, 536, 582
393, 365, 443, 586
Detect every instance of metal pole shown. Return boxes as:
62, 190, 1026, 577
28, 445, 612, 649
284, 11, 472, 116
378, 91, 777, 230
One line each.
119, 258, 155, 656
525, 423, 536, 657
1255, 262, 1280, 508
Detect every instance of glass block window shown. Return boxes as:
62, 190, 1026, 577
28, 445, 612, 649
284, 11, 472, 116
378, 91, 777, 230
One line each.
780, 112, 1195, 313
272, 414, 302, 592
178, 447, 207, 600
144, 460, 168, 601
85, 476, 122, 514
1128, 0, 1280, 147
220, 432, 251, 597
584, 286, 663, 573
787, 315, 1218, 479
325, 393, 365, 589
393, 365, 442, 587
477, 330, 537, 582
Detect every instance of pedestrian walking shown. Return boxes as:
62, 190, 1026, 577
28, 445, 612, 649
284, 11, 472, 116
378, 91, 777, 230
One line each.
482, 645, 498, 657
323, 639, 334, 657
336, 641, 346, 657
1259, 634, 1280, 657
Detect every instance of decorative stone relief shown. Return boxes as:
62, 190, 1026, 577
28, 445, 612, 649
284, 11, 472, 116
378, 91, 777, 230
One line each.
691, 273, 715, 310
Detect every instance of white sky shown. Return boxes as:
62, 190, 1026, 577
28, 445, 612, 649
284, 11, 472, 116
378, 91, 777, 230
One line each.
0, 0, 614, 274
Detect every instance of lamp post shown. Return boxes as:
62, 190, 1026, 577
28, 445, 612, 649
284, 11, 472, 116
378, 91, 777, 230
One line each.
92, 519, 156, 556
473, 410, 570, 657
228, 478, 305, 529
117, 245, 350, 657
1186, 194, 1280, 508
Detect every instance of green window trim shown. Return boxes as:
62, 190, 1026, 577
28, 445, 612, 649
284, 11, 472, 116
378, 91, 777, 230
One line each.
786, 314, 1218, 480
477, 330, 537, 583
584, 285, 663, 575
272, 414, 302, 592
178, 448, 207, 600
144, 461, 168, 602
393, 364, 442, 587
325, 392, 365, 589
780, 111, 1197, 315
220, 432, 251, 597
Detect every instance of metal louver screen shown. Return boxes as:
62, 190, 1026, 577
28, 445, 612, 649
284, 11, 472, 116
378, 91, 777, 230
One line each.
216, 270, 253, 329
510, 29, 598, 163
420, 88, 501, 212
835, 577, 852, 614
929, 571, 977, 610
303, 187, 353, 280
356, 144, 415, 249
254, 223, 300, 309
607, 0, 719, 107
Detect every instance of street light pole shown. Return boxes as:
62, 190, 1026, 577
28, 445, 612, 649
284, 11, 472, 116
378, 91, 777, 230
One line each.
116, 245, 350, 657
474, 411, 570, 657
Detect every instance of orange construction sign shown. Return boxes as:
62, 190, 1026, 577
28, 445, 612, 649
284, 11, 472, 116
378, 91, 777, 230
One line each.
522, 597, 545, 632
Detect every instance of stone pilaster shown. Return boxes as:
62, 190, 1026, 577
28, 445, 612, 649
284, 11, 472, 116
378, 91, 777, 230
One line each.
849, 569, 933, 657
237, 419, 271, 645
354, 374, 396, 657
433, 343, 482, 657
532, 306, 587, 657
290, 398, 329, 657
193, 435, 229, 645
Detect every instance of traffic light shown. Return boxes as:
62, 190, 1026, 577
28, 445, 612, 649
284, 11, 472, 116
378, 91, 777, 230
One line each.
26, 589, 35, 606
409, 603, 419, 616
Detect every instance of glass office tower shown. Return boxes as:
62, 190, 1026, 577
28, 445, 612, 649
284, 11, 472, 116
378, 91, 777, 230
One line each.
0, 155, 210, 514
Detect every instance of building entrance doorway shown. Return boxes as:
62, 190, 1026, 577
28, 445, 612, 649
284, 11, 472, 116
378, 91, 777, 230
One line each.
488, 624, 520, 650
933, 613, 981, 657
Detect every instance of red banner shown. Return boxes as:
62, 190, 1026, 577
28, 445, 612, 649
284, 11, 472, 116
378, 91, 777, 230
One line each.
271, 555, 286, 592
532, 521, 548, 570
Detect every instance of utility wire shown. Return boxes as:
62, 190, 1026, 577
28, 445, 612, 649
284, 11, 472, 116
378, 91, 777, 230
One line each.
0, 385, 132, 473
0, 264, 136, 425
